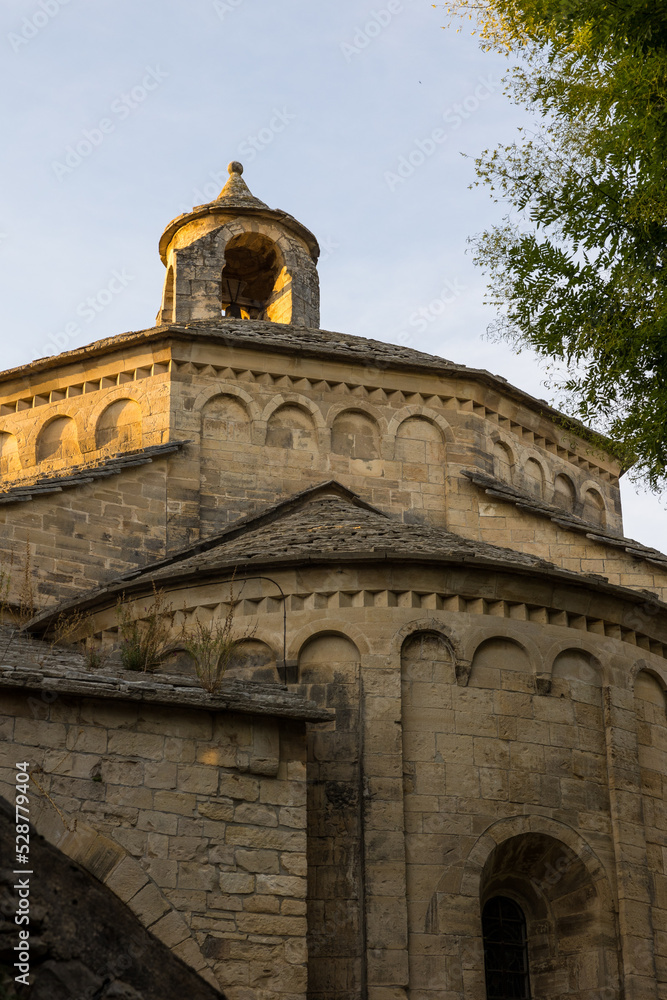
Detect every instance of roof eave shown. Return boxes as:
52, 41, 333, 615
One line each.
26, 546, 667, 638
0, 320, 623, 470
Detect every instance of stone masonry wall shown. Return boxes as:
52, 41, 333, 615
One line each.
85, 560, 667, 999
0, 683, 311, 1000
161, 337, 667, 603
0, 344, 177, 609
635, 670, 667, 991
4, 329, 667, 612
0, 349, 171, 483
167, 338, 623, 539
0, 461, 170, 608
5, 554, 667, 999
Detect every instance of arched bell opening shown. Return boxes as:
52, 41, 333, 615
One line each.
220, 233, 287, 321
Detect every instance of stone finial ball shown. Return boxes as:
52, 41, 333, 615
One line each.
228, 161, 244, 175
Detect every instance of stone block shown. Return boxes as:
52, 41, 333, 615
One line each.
137, 809, 179, 835
281, 852, 307, 877
144, 761, 178, 789
225, 825, 305, 852
177, 861, 219, 891
198, 798, 235, 822
66, 725, 108, 754
104, 856, 149, 903
164, 737, 196, 763
235, 849, 280, 874
149, 908, 192, 948
242, 894, 281, 914
99, 758, 145, 785
256, 874, 307, 897
366, 948, 410, 987
107, 783, 154, 809
143, 858, 178, 889
281, 897, 307, 916
233, 801, 279, 827
168, 836, 205, 862
172, 936, 208, 972
259, 778, 305, 807
107, 731, 164, 760
128, 881, 171, 927
153, 790, 197, 817
15, 719, 67, 748
219, 872, 255, 894
278, 806, 306, 829
219, 772, 259, 801
235, 911, 307, 937
175, 763, 219, 794
112, 827, 148, 857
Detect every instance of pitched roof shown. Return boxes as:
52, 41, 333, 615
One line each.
27, 481, 568, 631
0, 441, 188, 506
462, 468, 667, 571
27, 477, 667, 635
145, 495, 551, 578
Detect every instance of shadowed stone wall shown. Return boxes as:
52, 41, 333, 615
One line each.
0, 672, 320, 1000
0, 796, 224, 1000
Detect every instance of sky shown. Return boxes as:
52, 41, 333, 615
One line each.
1, 0, 665, 551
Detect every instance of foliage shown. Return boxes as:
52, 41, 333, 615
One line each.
178, 577, 250, 694
439, 0, 667, 53
179, 612, 237, 694
52, 607, 92, 646
439, 0, 667, 489
115, 584, 175, 672
0, 557, 11, 621
51, 607, 107, 670
18, 537, 35, 622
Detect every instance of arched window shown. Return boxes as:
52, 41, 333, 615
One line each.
331, 410, 380, 460
482, 896, 531, 1000
523, 458, 544, 499
553, 473, 576, 512
582, 487, 606, 527
220, 233, 283, 320
493, 442, 513, 482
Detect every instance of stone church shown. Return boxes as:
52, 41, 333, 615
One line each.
0, 163, 666, 1000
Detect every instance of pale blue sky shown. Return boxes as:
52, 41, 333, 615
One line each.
1, 0, 664, 550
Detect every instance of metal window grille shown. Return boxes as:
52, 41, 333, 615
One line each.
482, 896, 531, 1000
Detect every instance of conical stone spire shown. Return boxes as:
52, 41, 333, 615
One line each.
157, 159, 320, 328
216, 161, 268, 209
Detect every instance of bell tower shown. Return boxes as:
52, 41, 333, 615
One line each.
157, 162, 320, 328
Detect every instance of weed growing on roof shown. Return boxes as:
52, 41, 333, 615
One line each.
178, 574, 254, 694
115, 584, 175, 672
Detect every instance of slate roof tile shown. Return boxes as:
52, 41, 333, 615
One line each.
0, 441, 188, 505
462, 468, 667, 569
